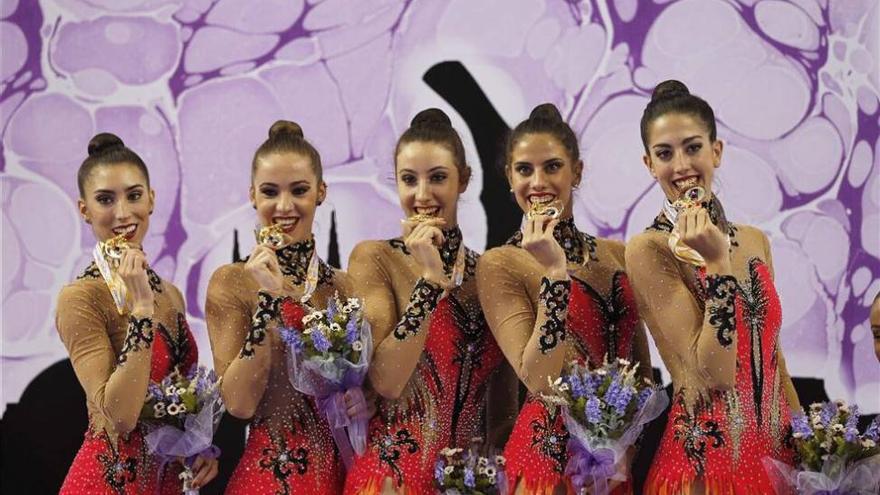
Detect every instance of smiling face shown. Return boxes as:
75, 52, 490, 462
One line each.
507, 132, 582, 218
78, 162, 154, 247
643, 112, 723, 202
395, 141, 467, 227
250, 152, 326, 244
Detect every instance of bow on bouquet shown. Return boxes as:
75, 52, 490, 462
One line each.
762, 400, 880, 495
140, 365, 224, 494
543, 358, 668, 495
434, 440, 508, 495
279, 293, 372, 469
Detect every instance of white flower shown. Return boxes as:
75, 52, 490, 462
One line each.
347, 298, 360, 309
820, 441, 832, 451
558, 383, 570, 392
495, 455, 505, 466
443, 465, 454, 475
485, 466, 496, 477
165, 385, 177, 396
178, 404, 187, 414
153, 402, 166, 413
167, 403, 181, 416
488, 473, 497, 485
832, 424, 844, 433
352, 341, 363, 352
440, 447, 462, 457
478, 457, 488, 467
330, 323, 342, 334
342, 305, 353, 314
477, 467, 486, 475
176, 387, 186, 396
793, 432, 804, 439
862, 439, 876, 449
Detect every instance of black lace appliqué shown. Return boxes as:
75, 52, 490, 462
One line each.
389, 227, 468, 277
377, 428, 420, 486
241, 291, 281, 358
156, 313, 192, 367
437, 226, 463, 274
392, 278, 443, 341
529, 399, 569, 473
705, 274, 738, 348
537, 277, 571, 354
672, 409, 725, 476
273, 238, 334, 287
97, 449, 138, 493
77, 263, 163, 294
506, 217, 598, 265
117, 316, 154, 365
258, 436, 309, 495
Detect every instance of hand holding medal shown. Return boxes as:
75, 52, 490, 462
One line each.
665, 179, 729, 268
93, 234, 153, 315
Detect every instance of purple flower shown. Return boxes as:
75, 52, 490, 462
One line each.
603, 376, 631, 415
791, 413, 813, 439
464, 467, 475, 488
345, 317, 359, 345
819, 402, 837, 427
585, 397, 602, 424
310, 328, 331, 353
567, 373, 587, 399
583, 373, 599, 396
434, 460, 445, 483
637, 388, 652, 409
844, 405, 860, 442
864, 417, 880, 441
280, 328, 305, 353
327, 297, 337, 320
148, 383, 163, 401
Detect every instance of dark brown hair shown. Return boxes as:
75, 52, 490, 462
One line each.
504, 103, 580, 172
252, 120, 323, 182
640, 80, 717, 151
395, 108, 469, 183
77, 133, 150, 197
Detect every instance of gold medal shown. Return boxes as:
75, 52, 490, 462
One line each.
527, 200, 564, 220
93, 234, 131, 315
255, 223, 286, 249
401, 213, 438, 225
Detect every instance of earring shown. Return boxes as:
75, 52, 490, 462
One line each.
252, 204, 257, 210
509, 188, 514, 193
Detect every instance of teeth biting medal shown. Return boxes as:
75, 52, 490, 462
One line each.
527, 199, 564, 220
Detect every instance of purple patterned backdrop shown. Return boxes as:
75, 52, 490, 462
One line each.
2, 0, 878, 415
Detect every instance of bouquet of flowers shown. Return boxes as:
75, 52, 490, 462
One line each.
434, 442, 507, 495
140, 365, 224, 494
280, 292, 372, 469
762, 400, 880, 494
544, 358, 668, 495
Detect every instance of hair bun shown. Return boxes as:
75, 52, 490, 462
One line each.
87, 132, 125, 157
651, 80, 690, 103
528, 103, 563, 123
410, 108, 451, 128
268, 120, 304, 140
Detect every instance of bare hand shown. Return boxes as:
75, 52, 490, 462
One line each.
189, 455, 219, 490
117, 249, 153, 315
677, 206, 730, 268
245, 245, 284, 292
403, 219, 449, 286
521, 215, 567, 277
